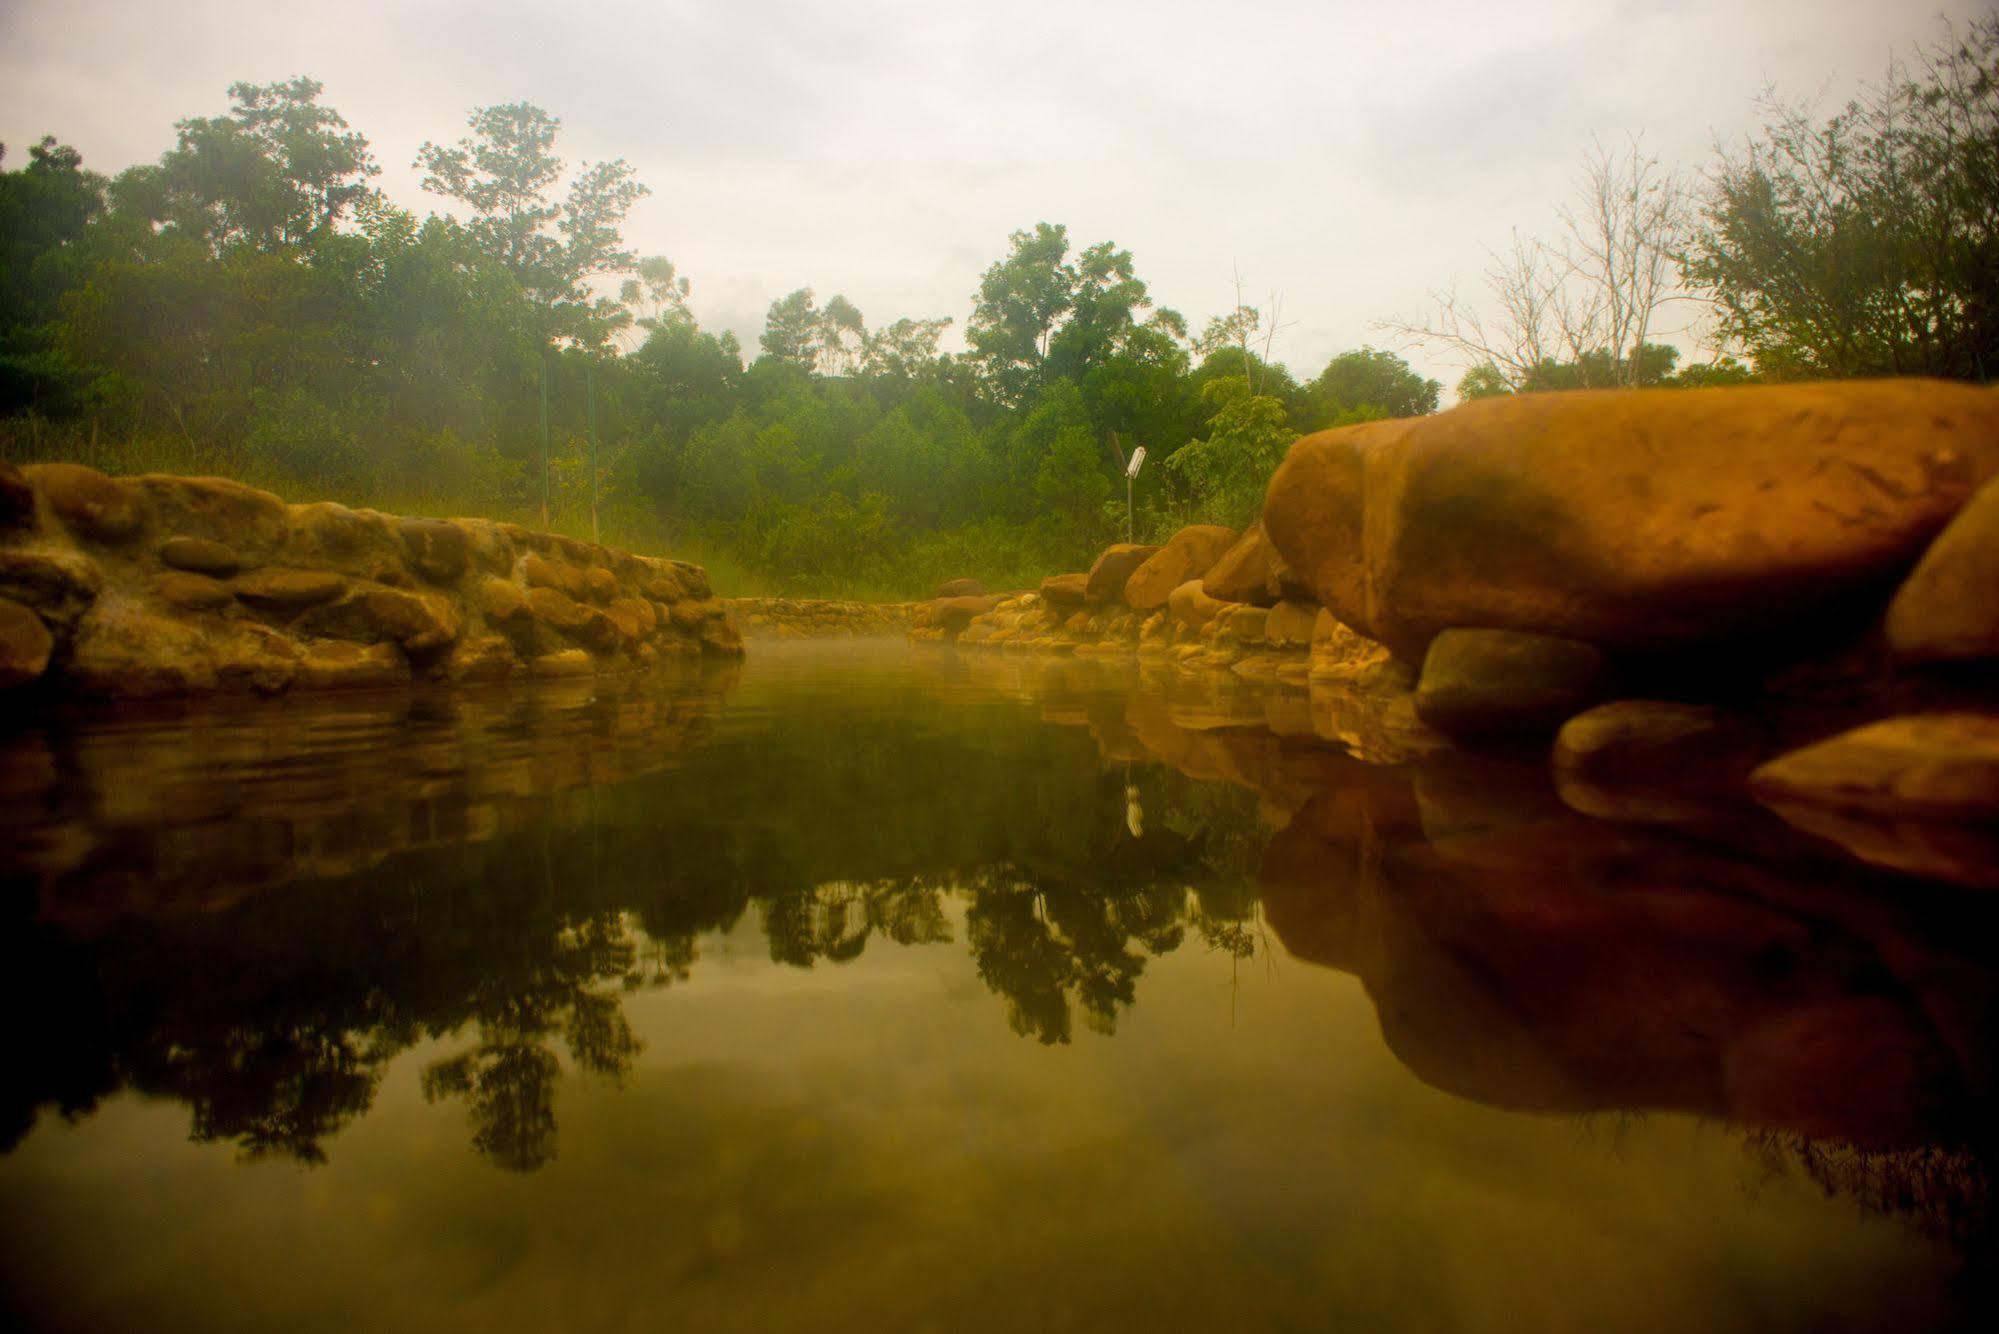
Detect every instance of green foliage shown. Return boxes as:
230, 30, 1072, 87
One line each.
1301, 346, 1440, 426
1164, 378, 1295, 530
18, 49, 1959, 601
1685, 17, 1999, 381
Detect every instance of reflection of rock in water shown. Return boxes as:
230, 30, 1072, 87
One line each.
4, 659, 740, 928
1256, 756, 1999, 1150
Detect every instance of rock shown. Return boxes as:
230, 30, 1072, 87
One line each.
606, 596, 658, 639
523, 553, 589, 600
699, 618, 745, 655
159, 536, 243, 576
1201, 523, 1285, 607
1885, 474, 1999, 664
1554, 701, 1758, 786
69, 602, 218, 696
285, 502, 404, 579
528, 585, 620, 650
234, 567, 347, 611
1213, 604, 1269, 644
27, 463, 144, 542
0, 462, 36, 529
1122, 525, 1238, 611
583, 566, 619, 604
396, 517, 472, 583
0, 598, 53, 688
1083, 543, 1160, 605
1039, 573, 1090, 608
1414, 628, 1608, 740
640, 566, 687, 602
1167, 579, 1228, 631
298, 585, 462, 654
131, 475, 289, 558
668, 560, 712, 601
155, 572, 234, 611
453, 518, 518, 575
1264, 379, 1999, 660
667, 597, 724, 629
438, 635, 521, 683
1309, 611, 1398, 684
1756, 802, 1999, 890
935, 577, 986, 598
0, 546, 100, 622
1750, 713, 1999, 819
473, 577, 533, 624
209, 622, 301, 693
528, 648, 595, 678
924, 594, 1003, 634
296, 641, 409, 691
1262, 598, 1320, 649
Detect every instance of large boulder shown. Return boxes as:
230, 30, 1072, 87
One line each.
1122, 525, 1237, 611
1885, 474, 1999, 664
1201, 523, 1283, 606
1039, 573, 1090, 608
1167, 579, 1227, 631
1083, 543, 1159, 605
1413, 628, 1607, 740
1263, 380, 1999, 661
1750, 713, 1999, 819
27, 463, 144, 543
935, 577, 986, 599
131, 475, 289, 560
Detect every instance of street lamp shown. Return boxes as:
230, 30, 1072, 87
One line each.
1123, 444, 1146, 543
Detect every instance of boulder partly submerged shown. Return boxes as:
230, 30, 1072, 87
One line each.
1263, 379, 1999, 662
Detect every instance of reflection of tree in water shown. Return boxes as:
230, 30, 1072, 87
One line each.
418, 912, 646, 1171
3, 696, 1272, 1168
964, 869, 1187, 1045
762, 879, 954, 967
1748, 1131, 1994, 1253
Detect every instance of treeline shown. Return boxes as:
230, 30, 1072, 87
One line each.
1, 18, 1992, 594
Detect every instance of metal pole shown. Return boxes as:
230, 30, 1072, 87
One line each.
1127, 472, 1134, 543
538, 353, 551, 530
586, 360, 599, 544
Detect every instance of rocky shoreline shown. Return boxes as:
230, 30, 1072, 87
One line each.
0, 463, 742, 699
912, 379, 1999, 845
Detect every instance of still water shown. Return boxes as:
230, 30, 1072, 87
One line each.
1, 642, 1992, 1332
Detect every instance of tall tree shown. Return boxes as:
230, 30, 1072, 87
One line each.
416, 103, 648, 341
1379, 136, 1694, 390
1685, 17, 1999, 381
1302, 347, 1440, 426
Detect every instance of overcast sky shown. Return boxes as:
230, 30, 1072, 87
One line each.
1, 0, 1984, 392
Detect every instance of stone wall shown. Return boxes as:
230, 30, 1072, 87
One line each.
726, 597, 921, 638
0, 462, 742, 699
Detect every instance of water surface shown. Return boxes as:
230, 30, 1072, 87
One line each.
2, 642, 1992, 1332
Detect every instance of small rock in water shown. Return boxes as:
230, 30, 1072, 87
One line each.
1414, 628, 1607, 740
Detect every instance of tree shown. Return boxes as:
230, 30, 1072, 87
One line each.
619, 255, 691, 334
0, 137, 107, 412
119, 78, 378, 254
416, 102, 648, 340
860, 316, 952, 379
1165, 377, 1295, 529
1379, 136, 1695, 390
758, 287, 821, 367
966, 223, 1165, 406
1302, 346, 1440, 426
1684, 17, 1999, 381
